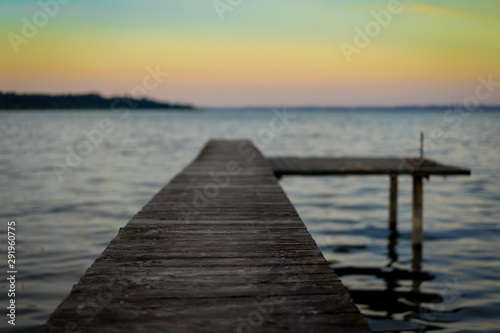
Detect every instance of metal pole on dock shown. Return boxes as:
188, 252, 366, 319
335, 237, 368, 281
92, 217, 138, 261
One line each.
389, 173, 398, 232
420, 132, 424, 160
412, 176, 423, 249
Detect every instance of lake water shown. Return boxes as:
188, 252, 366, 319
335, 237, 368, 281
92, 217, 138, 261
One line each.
0, 109, 499, 332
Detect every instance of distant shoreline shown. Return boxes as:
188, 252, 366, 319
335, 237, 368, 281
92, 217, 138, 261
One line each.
205, 105, 500, 111
1, 92, 499, 111
0, 92, 195, 110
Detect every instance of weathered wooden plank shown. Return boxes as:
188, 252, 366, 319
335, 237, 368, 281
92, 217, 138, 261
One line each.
43, 140, 371, 333
94, 255, 331, 266
268, 156, 471, 176
84, 263, 336, 277
47, 296, 366, 333
85, 262, 336, 279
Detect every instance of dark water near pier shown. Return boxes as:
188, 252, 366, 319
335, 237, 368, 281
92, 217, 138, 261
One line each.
0, 109, 499, 332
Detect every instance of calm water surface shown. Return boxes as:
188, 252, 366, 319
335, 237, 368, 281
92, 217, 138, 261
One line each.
0, 109, 499, 332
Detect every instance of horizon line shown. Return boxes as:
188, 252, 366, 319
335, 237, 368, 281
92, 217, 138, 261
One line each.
2, 91, 500, 110
201, 104, 500, 109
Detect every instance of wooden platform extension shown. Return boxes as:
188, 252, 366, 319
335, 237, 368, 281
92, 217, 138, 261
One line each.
267, 156, 471, 248
43, 140, 371, 333
267, 156, 471, 177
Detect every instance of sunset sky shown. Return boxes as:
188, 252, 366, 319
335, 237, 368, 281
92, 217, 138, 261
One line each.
1, 0, 499, 107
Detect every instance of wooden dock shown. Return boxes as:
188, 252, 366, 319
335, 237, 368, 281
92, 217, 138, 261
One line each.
267, 156, 470, 248
267, 156, 471, 177
43, 140, 371, 333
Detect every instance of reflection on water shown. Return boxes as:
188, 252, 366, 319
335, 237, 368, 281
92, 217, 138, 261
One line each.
282, 170, 499, 332
334, 229, 439, 332
322, 224, 474, 332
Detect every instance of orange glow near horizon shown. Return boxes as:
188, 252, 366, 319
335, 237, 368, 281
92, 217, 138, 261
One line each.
1, 0, 499, 106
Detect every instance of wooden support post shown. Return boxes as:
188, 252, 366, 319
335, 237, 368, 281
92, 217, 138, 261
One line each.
389, 174, 398, 232
412, 176, 423, 249
420, 132, 424, 160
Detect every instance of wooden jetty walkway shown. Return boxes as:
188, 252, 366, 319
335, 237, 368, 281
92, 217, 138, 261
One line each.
43, 140, 371, 333
267, 156, 470, 248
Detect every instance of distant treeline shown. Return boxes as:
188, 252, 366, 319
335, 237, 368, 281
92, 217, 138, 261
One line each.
0, 92, 194, 110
